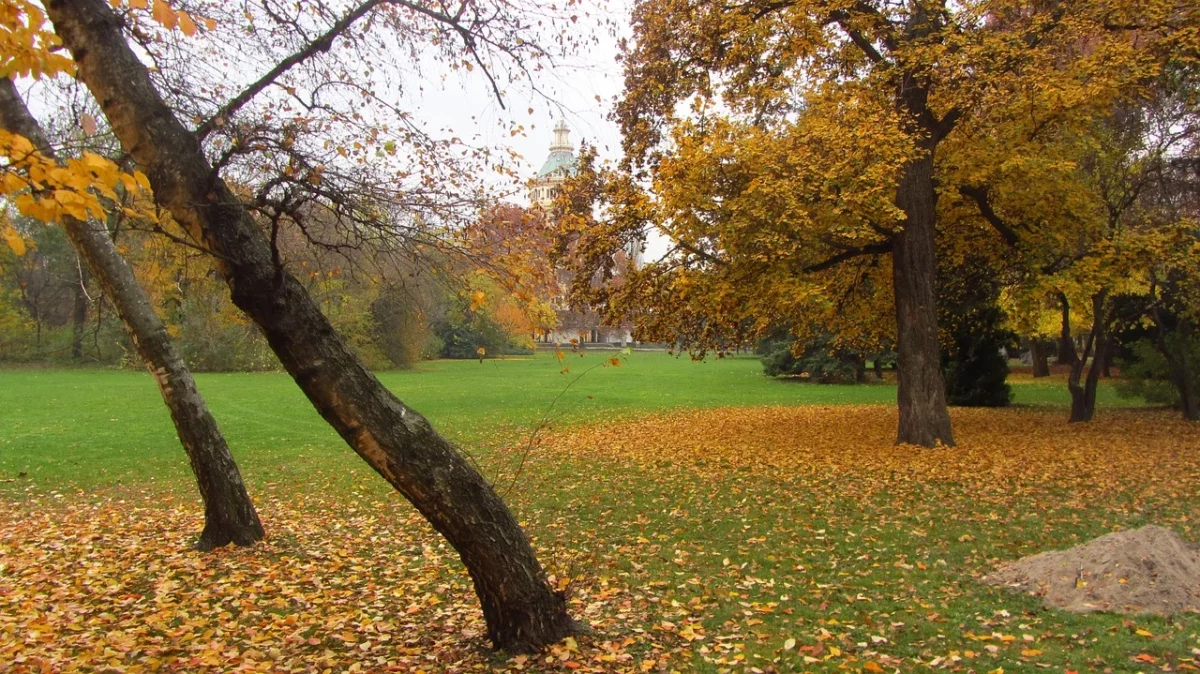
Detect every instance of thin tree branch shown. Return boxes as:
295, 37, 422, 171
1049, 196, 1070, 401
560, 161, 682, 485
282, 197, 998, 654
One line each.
802, 240, 892, 273
195, 0, 389, 138
959, 185, 1020, 246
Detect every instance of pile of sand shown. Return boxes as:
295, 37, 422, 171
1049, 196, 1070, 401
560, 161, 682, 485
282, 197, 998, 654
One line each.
984, 525, 1200, 616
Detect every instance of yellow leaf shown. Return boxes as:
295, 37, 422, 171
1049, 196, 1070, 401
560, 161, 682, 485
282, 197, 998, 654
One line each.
1135, 628, 1154, 637
469, 289, 486, 311
2, 225, 26, 256
783, 638, 796, 651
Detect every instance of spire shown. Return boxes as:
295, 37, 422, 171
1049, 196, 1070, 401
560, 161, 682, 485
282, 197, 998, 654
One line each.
550, 119, 571, 152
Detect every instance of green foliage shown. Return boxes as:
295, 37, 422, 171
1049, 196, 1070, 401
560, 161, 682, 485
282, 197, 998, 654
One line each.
759, 334, 865, 384
1117, 337, 1200, 408
939, 259, 1014, 408
432, 313, 512, 359
942, 303, 1015, 407
430, 289, 533, 360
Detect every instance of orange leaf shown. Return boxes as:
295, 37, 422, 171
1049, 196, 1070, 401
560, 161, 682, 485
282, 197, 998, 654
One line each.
177, 11, 198, 36
151, 0, 178, 30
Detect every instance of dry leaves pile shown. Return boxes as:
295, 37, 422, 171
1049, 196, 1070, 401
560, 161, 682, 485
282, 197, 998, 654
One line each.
3, 406, 1200, 672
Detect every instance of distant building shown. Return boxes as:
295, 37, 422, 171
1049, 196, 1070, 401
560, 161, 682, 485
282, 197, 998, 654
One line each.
528, 121, 640, 346
528, 119, 577, 207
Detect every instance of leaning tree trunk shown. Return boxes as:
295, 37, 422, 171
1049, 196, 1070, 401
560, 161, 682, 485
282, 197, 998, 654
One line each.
1029, 338, 1050, 378
46, 0, 575, 652
1067, 291, 1108, 423
1057, 292, 1077, 366
892, 151, 956, 447
0, 78, 263, 550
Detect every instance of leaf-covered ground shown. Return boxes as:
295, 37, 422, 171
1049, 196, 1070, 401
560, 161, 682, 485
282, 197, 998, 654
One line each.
3, 405, 1199, 673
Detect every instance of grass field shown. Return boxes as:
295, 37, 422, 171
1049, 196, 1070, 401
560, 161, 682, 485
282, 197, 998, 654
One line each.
2, 353, 1195, 674
0, 352, 1136, 493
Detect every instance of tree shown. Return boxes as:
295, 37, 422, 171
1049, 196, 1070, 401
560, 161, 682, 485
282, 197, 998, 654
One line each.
0, 77, 264, 550
39, 0, 574, 651
957, 62, 1200, 422
558, 0, 1193, 447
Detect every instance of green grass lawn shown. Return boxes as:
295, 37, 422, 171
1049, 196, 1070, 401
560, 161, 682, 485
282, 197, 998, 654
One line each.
0, 351, 1137, 493
3, 354, 1189, 674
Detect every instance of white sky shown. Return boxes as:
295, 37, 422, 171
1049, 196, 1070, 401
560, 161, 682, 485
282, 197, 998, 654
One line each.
408, 1, 672, 259
409, 1, 629, 205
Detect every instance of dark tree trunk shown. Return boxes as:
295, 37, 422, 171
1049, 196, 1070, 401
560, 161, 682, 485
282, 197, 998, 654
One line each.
873, 358, 883, 380
71, 264, 88, 360
892, 151, 955, 447
47, 0, 575, 652
0, 77, 263, 550
1067, 291, 1108, 423
1151, 305, 1200, 421
1057, 292, 1077, 366
1029, 338, 1050, 378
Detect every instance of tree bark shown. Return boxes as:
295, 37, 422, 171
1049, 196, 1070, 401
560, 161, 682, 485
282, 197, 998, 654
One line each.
892, 151, 956, 446
46, 0, 575, 652
1029, 337, 1050, 378
71, 263, 88, 361
1151, 304, 1199, 421
1057, 292, 1077, 366
1067, 291, 1108, 423
0, 77, 263, 550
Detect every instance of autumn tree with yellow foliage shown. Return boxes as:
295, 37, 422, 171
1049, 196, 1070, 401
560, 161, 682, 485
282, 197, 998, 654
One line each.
557, 0, 1198, 446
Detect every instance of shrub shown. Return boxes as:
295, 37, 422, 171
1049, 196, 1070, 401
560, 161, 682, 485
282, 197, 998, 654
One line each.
760, 334, 863, 384
1116, 336, 1200, 407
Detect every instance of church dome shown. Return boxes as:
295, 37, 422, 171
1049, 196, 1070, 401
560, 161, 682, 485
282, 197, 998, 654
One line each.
538, 149, 578, 178
536, 119, 578, 178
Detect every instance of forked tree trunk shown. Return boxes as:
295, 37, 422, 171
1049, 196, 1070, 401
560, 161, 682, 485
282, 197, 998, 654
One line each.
46, 0, 575, 652
1029, 338, 1050, 378
71, 264, 88, 360
892, 151, 955, 447
0, 78, 263, 550
1057, 292, 1077, 366
1067, 291, 1109, 423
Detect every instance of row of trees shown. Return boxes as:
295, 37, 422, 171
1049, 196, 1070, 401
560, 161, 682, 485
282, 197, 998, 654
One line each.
1, 209, 554, 370
555, 0, 1200, 437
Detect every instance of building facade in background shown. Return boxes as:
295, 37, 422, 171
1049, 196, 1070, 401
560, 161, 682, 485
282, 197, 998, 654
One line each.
528, 122, 639, 346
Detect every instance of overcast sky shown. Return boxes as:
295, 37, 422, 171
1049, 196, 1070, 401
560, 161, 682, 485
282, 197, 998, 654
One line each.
410, 0, 630, 206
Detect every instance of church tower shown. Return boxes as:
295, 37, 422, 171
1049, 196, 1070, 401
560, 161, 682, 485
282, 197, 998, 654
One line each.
528, 120, 578, 207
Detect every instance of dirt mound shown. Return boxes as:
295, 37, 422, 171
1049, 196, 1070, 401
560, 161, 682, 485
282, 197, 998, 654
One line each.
985, 525, 1200, 616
